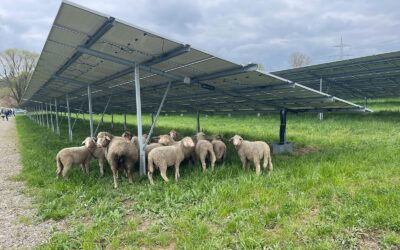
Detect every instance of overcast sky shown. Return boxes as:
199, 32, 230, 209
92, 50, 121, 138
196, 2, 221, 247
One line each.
1, 0, 399, 71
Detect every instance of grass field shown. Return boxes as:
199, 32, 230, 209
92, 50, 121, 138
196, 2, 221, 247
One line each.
15, 99, 400, 249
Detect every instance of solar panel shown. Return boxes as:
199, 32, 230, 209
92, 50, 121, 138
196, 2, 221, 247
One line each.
23, 0, 368, 114
273, 51, 400, 99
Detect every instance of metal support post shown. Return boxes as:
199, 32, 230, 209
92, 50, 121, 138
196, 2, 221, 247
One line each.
94, 95, 112, 135
135, 64, 146, 176
111, 113, 114, 129
144, 81, 171, 145
88, 84, 94, 137
319, 77, 324, 121
55, 99, 60, 135
279, 109, 287, 145
50, 102, 54, 132
196, 110, 200, 133
66, 94, 72, 142
45, 103, 49, 128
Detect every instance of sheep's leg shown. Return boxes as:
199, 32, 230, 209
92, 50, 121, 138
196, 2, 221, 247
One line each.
84, 160, 90, 174
56, 159, 63, 178
174, 162, 180, 182
62, 163, 72, 179
268, 155, 273, 172
209, 149, 216, 171
125, 161, 133, 184
147, 158, 155, 185
110, 163, 119, 189
160, 166, 169, 182
99, 158, 104, 177
240, 156, 247, 170
199, 150, 208, 172
254, 157, 261, 176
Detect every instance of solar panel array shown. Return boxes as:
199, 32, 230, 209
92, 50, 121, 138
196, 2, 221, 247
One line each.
23, 0, 368, 114
273, 51, 400, 99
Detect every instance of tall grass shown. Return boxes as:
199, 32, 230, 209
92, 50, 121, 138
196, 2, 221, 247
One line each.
15, 100, 400, 249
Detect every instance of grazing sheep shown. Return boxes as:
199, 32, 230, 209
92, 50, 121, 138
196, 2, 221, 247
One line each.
230, 135, 273, 175
56, 137, 97, 178
195, 132, 216, 172
97, 132, 138, 188
147, 136, 195, 184
158, 134, 195, 164
211, 135, 227, 163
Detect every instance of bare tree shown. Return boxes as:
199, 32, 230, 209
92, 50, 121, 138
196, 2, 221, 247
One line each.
0, 49, 38, 105
288, 52, 311, 68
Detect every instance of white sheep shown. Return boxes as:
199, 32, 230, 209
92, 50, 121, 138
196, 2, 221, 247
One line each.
97, 132, 138, 188
230, 135, 273, 175
211, 135, 227, 163
56, 137, 97, 178
147, 136, 195, 184
195, 132, 216, 172
158, 134, 195, 164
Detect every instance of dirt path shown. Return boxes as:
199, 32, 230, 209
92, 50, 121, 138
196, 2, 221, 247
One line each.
0, 117, 65, 249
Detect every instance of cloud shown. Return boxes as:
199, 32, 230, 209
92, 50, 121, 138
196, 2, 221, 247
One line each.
1, 0, 399, 71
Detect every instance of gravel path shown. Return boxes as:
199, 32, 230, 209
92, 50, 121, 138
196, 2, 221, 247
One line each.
0, 117, 66, 249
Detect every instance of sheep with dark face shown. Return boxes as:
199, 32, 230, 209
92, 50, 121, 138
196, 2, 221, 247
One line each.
195, 132, 216, 172
97, 132, 138, 188
56, 137, 98, 178
230, 135, 273, 175
147, 136, 195, 184
121, 131, 133, 141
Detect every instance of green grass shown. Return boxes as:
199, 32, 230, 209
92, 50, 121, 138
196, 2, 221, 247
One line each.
15, 99, 400, 249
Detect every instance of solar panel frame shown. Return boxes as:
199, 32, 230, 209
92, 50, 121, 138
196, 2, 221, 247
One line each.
23, 0, 369, 115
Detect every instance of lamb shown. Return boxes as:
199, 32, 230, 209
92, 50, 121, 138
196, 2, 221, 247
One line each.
211, 135, 227, 163
56, 137, 97, 178
97, 132, 138, 188
195, 132, 216, 171
147, 136, 195, 184
230, 135, 273, 175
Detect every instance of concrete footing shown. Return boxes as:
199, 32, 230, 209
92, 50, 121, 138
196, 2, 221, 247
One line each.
272, 142, 293, 154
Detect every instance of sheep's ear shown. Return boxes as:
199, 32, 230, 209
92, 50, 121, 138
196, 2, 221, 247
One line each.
81, 140, 86, 145
229, 137, 233, 142
105, 135, 111, 141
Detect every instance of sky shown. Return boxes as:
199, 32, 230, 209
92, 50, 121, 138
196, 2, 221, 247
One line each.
1, 0, 399, 71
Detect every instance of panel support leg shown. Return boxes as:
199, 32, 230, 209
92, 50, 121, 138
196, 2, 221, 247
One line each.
111, 113, 114, 129
144, 81, 171, 145
45, 103, 49, 128
319, 77, 324, 121
55, 99, 60, 135
135, 64, 146, 176
196, 110, 200, 133
50, 102, 54, 132
66, 94, 72, 142
94, 95, 112, 135
279, 109, 286, 145
272, 109, 293, 154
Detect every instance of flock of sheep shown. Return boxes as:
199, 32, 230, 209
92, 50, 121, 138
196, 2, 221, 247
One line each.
56, 130, 273, 188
